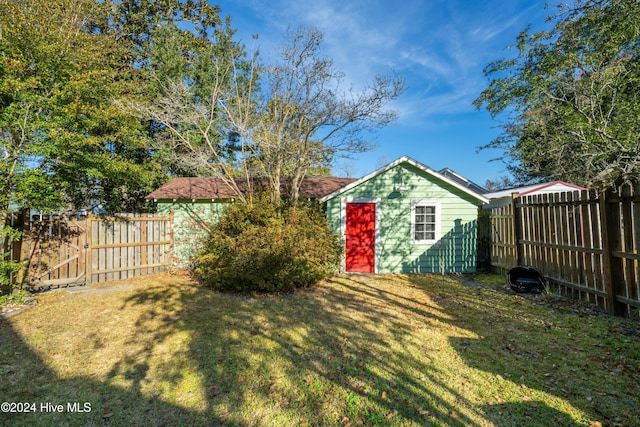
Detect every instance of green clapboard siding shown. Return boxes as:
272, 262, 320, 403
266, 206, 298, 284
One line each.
325, 163, 481, 273
157, 199, 228, 266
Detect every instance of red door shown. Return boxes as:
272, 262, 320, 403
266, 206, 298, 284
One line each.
346, 203, 376, 273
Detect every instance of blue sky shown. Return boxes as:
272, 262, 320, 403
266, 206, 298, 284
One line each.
216, 0, 552, 186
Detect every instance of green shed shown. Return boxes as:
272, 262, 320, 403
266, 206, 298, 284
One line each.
146, 176, 356, 266
319, 156, 489, 274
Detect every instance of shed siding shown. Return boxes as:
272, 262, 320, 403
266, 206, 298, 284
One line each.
157, 200, 228, 266
326, 163, 480, 273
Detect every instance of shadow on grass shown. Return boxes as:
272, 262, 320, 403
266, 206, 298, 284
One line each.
2, 275, 464, 425
2, 273, 638, 425
406, 274, 640, 426
334, 275, 582, 426
0, 317, 218, 426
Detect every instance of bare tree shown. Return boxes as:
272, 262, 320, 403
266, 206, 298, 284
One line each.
231, 27, 405, 203
118, 43, 258, 204
484, 175, 519, 192
122, 26, 404, 205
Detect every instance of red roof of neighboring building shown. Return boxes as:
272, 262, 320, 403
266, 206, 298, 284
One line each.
146, 176, 357, 200
517, 181, 587, 197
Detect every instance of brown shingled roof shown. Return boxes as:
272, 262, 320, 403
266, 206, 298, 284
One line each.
146, 176, 357, 200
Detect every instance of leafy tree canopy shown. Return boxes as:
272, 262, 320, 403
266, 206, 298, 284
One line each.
0, 0, 239, 214
109, 0, 250, 179
0, 0, 170, 214
474, 0, 640, 189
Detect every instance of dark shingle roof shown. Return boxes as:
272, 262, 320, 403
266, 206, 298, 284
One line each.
146, 176, 357, 200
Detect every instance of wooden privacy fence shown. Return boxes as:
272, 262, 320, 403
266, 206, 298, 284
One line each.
481, 184, 640, 316
9, 212, 173, 290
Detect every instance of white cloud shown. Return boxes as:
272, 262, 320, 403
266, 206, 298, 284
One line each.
468, 4, 539, 43
226, 0, 546, 126
220, 0, 552, 183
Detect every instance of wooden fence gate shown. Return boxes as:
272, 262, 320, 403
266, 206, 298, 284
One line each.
26, 214, 87, 288
20, 212, 173, 290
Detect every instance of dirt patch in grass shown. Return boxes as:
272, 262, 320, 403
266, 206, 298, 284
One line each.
1, 272, 639, 426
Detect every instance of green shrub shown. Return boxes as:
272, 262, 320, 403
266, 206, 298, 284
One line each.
194, 198, 342, 292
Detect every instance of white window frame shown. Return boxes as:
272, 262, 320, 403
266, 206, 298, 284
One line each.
411, 199, 441, 245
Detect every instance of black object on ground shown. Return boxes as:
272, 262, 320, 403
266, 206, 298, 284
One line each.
507, 266, 545, 293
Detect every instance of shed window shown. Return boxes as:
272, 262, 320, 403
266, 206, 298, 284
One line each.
411, 200, 440, 244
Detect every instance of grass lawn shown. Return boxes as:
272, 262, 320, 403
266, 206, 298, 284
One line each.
1, 272, 639, 426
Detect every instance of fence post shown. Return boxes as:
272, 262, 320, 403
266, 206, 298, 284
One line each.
599, 188, 625, 315
140, 215, 148, 276
511, 193, 523, 266
85, 213, 93, 285
169, 210, 175, 268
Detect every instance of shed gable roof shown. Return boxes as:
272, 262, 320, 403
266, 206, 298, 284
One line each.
319, 155, 490, 204
146, 176, 357, 201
